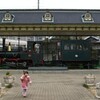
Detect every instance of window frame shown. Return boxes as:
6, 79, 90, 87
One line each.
42, 12, 54, 22
81, 12, 94, 23
2, 12, 15, 23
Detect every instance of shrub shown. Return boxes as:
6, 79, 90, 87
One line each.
83, 84, 89, 89
5, 83, 13, 88
6, 72, 11, 76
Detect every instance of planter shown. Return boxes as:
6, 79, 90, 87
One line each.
84, 74, 95, 86
4, 75, 15, 86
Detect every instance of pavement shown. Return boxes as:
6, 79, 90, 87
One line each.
0, 69, 100, 100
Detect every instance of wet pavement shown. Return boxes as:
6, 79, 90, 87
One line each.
0, 69, 100, 100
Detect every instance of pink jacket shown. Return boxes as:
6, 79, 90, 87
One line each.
20, 75, 31, 89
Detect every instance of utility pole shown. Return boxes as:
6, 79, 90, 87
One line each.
38, 0, 40, 9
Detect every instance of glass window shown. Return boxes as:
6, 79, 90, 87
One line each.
84, 13, 92, 21
82, 12, 94, 22
83, 45, 88, 50
4, 13, 12, 21
64, 44, 70, 50
2, 12, 14, 22
70, 44, 76, 50
78, 45, 82, 50
42, 12, 54, 22
34, 43, 40, 53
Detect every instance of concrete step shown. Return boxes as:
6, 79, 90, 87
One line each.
28, 66, 68, 71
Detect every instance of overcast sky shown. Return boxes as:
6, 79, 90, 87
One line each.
0, 0, 100, 9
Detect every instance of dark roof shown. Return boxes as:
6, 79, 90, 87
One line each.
0, 9, 100, 24
85, 36, 99, 42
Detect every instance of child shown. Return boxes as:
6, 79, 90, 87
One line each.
20, 71, 32, 97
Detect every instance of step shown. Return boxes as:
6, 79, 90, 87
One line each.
28, 66, 68, 70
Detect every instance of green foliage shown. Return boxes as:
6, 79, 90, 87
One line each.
83, 84, 89, 89
6, 72, 11, 76
5, 83, 13, 88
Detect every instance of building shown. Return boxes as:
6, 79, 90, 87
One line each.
0, 9, 100, 68
0, 9, 100, 36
